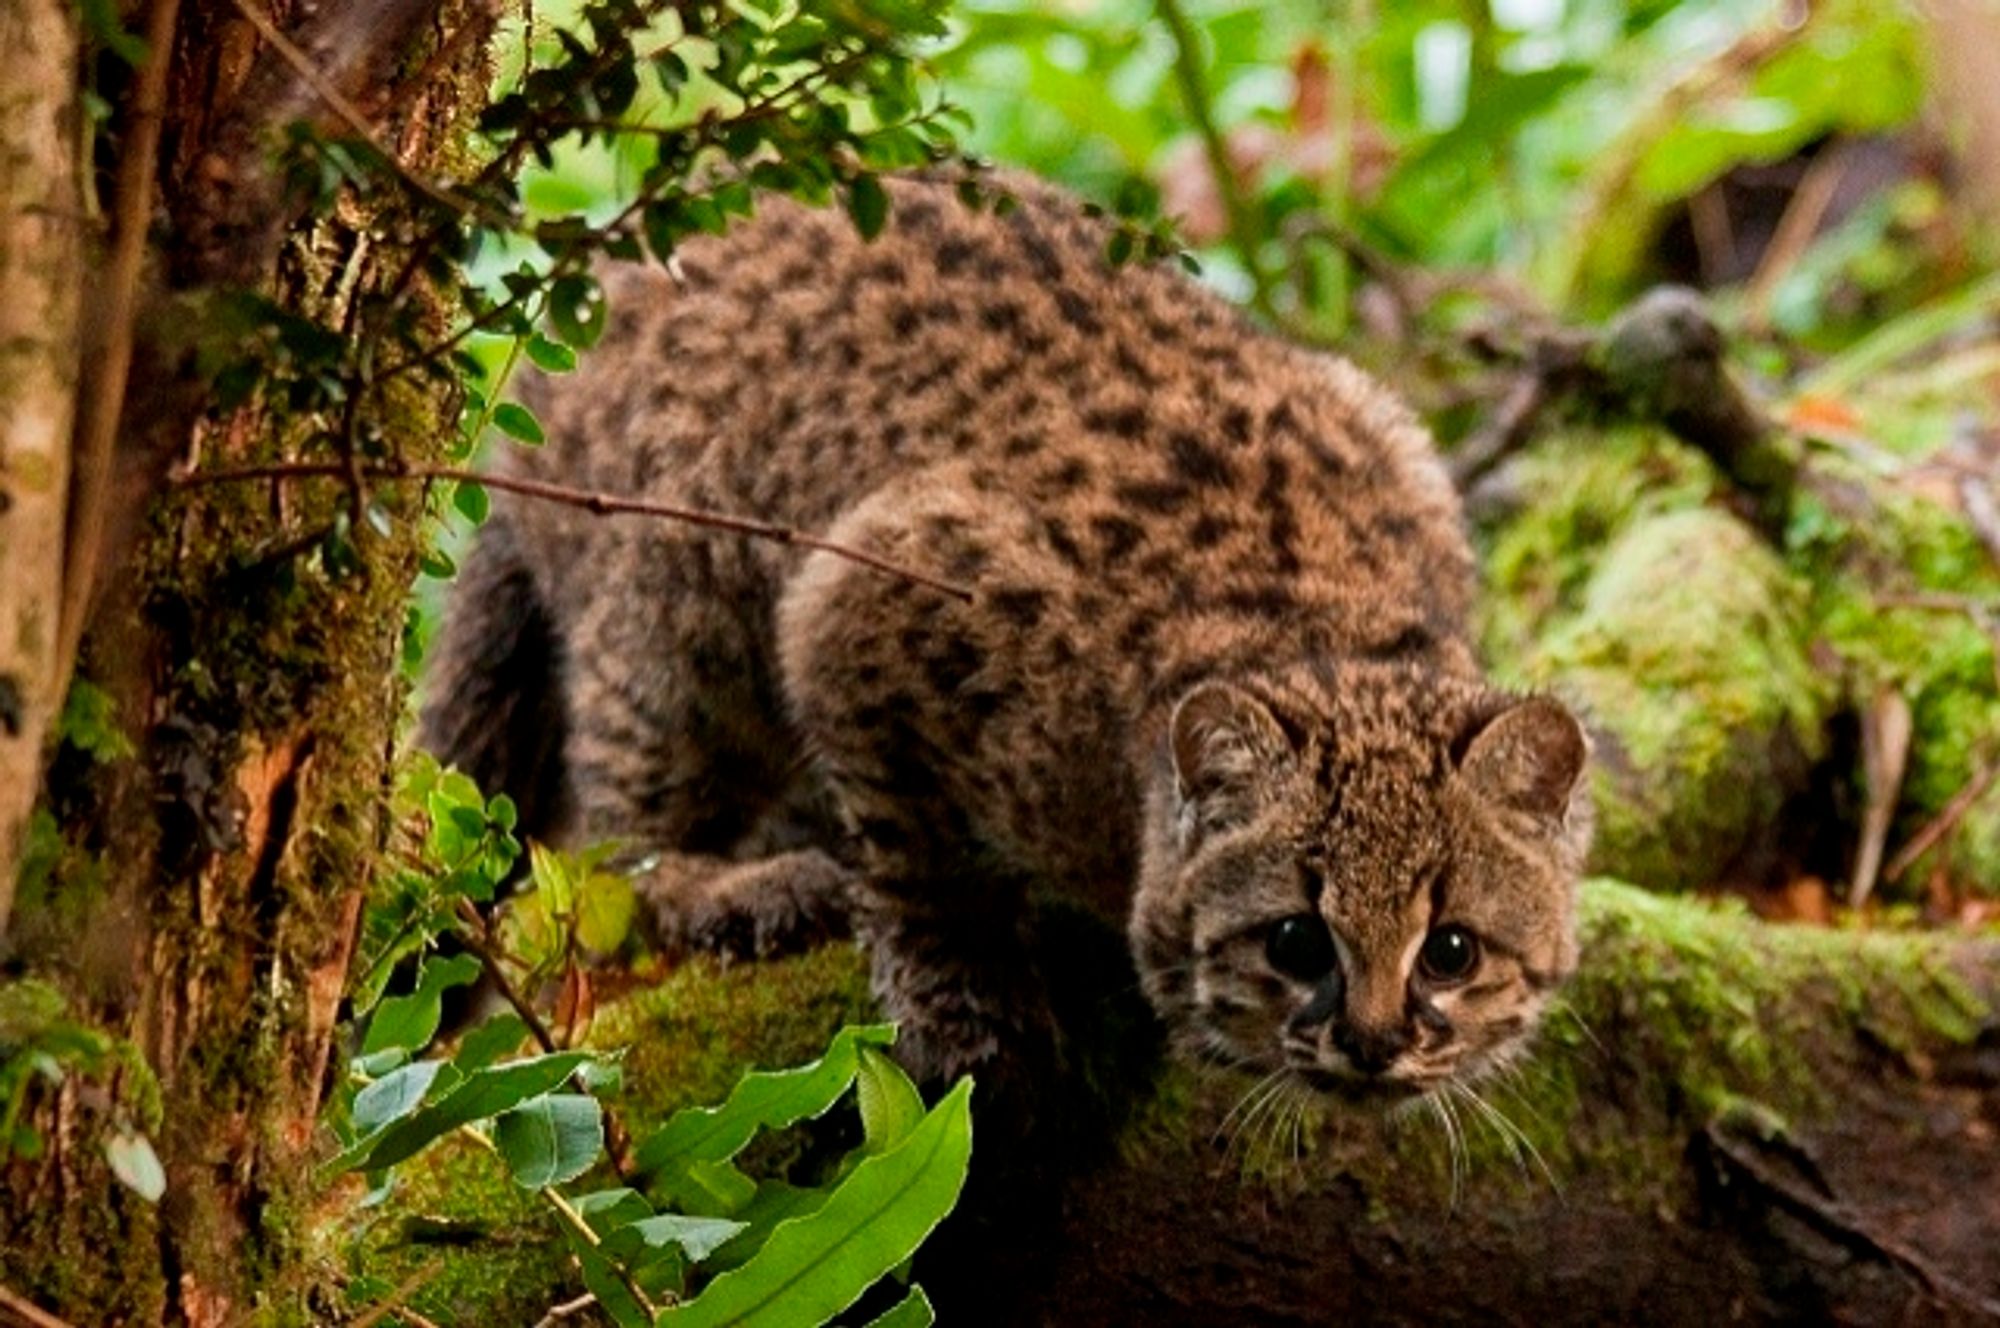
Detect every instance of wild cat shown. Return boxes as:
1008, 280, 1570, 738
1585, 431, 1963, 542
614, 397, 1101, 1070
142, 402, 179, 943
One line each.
423, 171, 1591, 1130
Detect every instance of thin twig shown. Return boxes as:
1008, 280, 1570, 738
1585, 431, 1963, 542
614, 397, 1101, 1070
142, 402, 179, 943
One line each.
1156, 0, 1273, 317
452, 898, 562, 1055
532, 1294, 598, 1328
224, 0, 513, 230
171, 460, 975, 600
0, 1282, 79, 1328
56, 0, 182, 696
1745, 143, 1849, 331
1449, 374, 1550, 490
1960, 474, 2000, 571
349, 1259, 445, 1328
1886, 760, 2000, 884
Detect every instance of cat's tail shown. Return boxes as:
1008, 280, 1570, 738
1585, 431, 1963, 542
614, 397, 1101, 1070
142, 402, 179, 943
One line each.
418, 507, 572, 844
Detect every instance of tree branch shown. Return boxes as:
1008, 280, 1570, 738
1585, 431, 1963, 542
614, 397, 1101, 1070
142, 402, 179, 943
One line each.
55, 0, 181, 719
170, 461, 976, 601
1156, 0, 1273, 317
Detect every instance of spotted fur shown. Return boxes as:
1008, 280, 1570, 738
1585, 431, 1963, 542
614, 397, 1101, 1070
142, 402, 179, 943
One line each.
423, 172, 1591, 1120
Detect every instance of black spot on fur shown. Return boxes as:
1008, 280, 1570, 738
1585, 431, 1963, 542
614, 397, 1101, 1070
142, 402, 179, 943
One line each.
1188, 513, 1232, 548
1116, 481, 1193, 514
936, 237, 976, 275
1092, 515, 1144, 566
989, 587, 1049, 629
1360, 624, 1435, 660
1055, 287, 1102, 334
1084, 404, 1149, 439
1168, 431, 1233, 486
1221, 404, 1252, 446
980, 302, 1024, 334
1260, 454, 1302, 575
1042, 518, 1085, 567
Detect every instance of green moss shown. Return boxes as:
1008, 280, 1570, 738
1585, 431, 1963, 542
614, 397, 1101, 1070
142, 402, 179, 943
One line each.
1790, 456, 2000, 895
602, 946, 876, 1133
1526, 509, 1830, 890
327, 1133, 572, 1327
1478, 425, 1721, 675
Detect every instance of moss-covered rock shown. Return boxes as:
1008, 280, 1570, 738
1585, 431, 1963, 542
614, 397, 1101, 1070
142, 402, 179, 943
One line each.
1521, 508, 1830, 890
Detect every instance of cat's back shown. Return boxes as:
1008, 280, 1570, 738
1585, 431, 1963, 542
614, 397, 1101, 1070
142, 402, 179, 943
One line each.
506, 171, 1473, 668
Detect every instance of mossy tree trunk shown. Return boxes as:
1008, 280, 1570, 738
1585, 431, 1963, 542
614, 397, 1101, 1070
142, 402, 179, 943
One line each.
0, 4, 499, 1322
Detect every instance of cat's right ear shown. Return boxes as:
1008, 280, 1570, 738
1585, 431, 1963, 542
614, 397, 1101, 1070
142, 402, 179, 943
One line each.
1169, 682, 1294, 849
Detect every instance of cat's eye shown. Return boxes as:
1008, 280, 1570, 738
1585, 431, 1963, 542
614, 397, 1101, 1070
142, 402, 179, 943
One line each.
1266, 914, 1336, 982
1418, 925, 1480, 984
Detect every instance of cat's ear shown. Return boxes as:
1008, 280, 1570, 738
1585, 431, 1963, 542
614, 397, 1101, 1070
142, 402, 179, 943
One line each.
1169, 682, 1295, 845
1457, 695, 1589, 823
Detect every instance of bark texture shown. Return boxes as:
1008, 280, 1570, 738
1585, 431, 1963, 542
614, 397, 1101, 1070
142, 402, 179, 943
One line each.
0, 2, 498, 1322
0, 0, 81, 929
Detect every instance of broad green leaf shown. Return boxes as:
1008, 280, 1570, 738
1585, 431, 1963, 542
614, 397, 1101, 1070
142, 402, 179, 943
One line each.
492, 402, 546, 445
635, 1025, 894, 1180
864, 1286, 935, 1328
350, 1060, 444, 1136
361, 953, 481, 1056
453, 1012, 530, 1073
855, 1048, 923, 1155
576, 868, 637, 954
105, 1132, 165, 1202
494, 1093, 603, 1188
678, 1159, 758, 1215
657, 1078, 973, 1328
335, 1051, 591, 1173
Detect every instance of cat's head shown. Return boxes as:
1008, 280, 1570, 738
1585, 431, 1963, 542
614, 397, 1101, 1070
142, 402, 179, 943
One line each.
1131, 666, 1589, 1100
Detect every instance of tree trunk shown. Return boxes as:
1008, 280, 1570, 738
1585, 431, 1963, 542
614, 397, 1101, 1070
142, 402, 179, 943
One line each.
0, 3, 498, 1322
0, 0, 81, 928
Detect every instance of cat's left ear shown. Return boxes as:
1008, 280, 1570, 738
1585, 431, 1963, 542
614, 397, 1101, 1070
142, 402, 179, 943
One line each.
1457, 696, 1589, 824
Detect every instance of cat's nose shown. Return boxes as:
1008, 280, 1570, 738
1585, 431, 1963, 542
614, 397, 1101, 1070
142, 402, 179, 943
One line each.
1332, 1022, 1411, 1075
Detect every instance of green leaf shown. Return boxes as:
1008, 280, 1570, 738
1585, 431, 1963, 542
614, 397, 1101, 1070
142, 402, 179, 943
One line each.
657, 1079, 973, 1328
855, 1048, 923, 1155
491, 402, 546, 445
362, 953, 482, 1056
493, 1093, 603, 1188
525, 333, 577, 373
573, 1185, 654, 1233
864, 1286, 935, 1328
621, 1213, 749, 1262
680, 1158, 759, 1215
105, 1132, 166, 1202
567, 1227, 652, 1328
351, 1060, 445, 1136
453, 1013, 530, 1073
634, 1025, 894, 1180
453, 480, 490, 525
845, 174, 890, 241
576, 866, 637, 954
333, 1051, 592, 1173
548, 274, 608, 349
